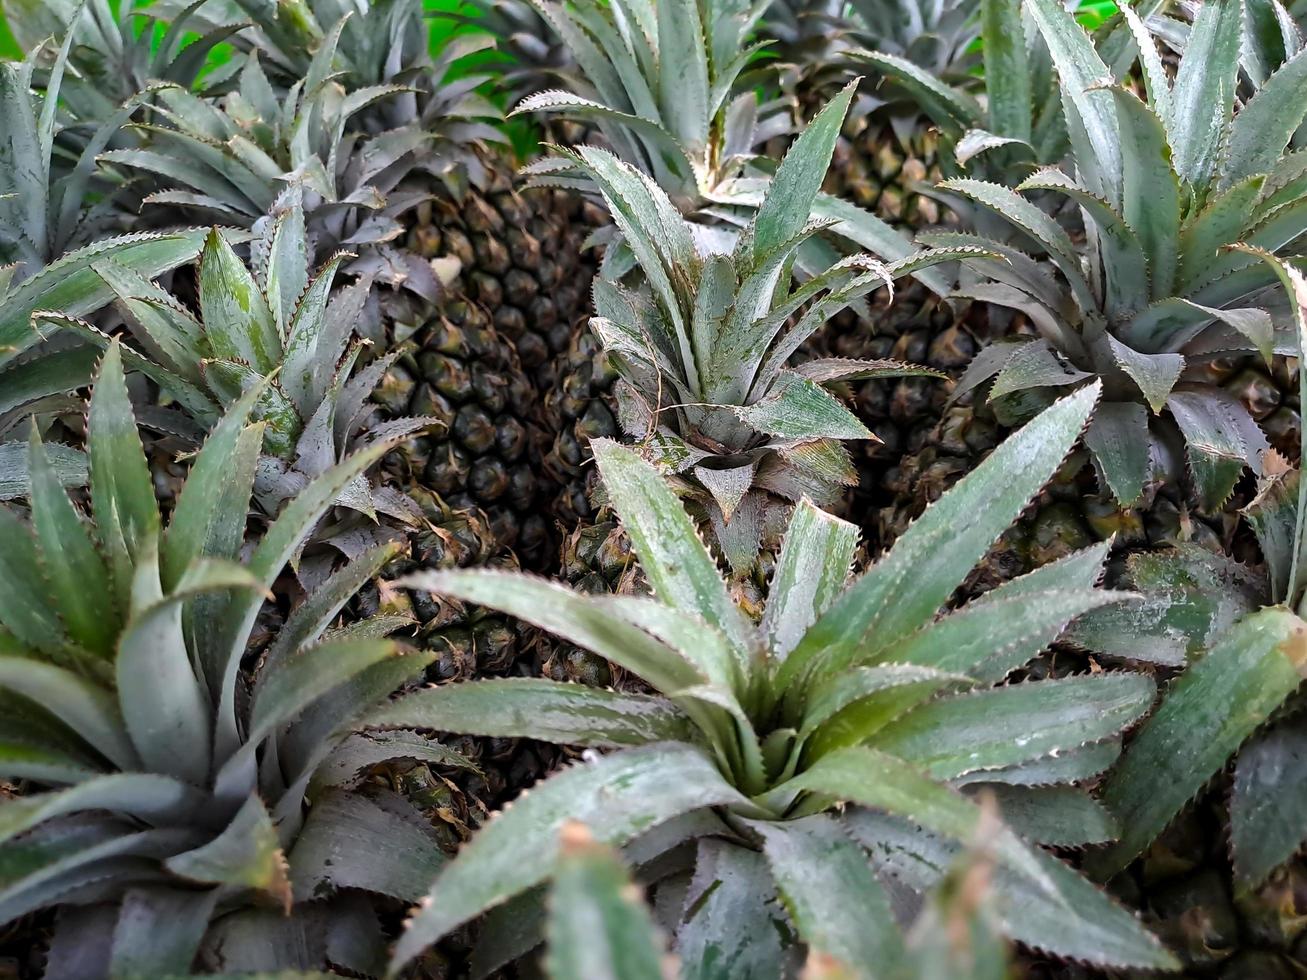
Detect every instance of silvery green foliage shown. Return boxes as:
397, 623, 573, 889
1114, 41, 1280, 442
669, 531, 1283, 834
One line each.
937, 0, 1307, 512
368, 382, 1180, 976
0, 341, 442, 975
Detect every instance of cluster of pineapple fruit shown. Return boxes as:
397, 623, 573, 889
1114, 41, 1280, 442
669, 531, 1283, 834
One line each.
3, 0, 1307, 976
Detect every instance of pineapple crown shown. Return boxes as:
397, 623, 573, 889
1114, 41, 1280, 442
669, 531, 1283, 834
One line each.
1, 0, 235, 122
98, 13, 454, 298
36, 193, 437, 519
942, 0, 1307, 512
1055, 253, 1307, 901
562, 90, 978, 571
851, 0, 1068, 187
515, 0, 780, 204
369, 383, 1177, 976
437, 0, 579, 107
171, 0, 509, 176
0, 6, 213, 373
0, 21, 142, 277
766, 0, 982, 80
0, 340, 441, 969
515, 0, 959, 298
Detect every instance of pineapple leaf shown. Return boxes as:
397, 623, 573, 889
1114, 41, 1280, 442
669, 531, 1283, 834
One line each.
808, 193, 951, 297
733, 372, 872, 442
866, 673, 1156, 780
164, 794, 289, 909
259, 544, 401, 678
0, 773, 205, 847
1230, 718, 1307, 888
273, 651, 439, 826
34, 312, 216, 423
545, 823, 666, 980
388, 744, 752, 975
975, 784, 1119, 847
211, 436, 409, 758
0, 343, 100, 418
1024, 0, 1120, 206
591, 439, 754, 669
0, 656, 136, 769
600, 595, 741, 690
1092, 606, 1307, 877
117, 551, 257, 785
1243, 466, 1303, 607
0, 230, 209, 367
793, 358, 947, 384
0, 739, 103, 786
394, 570, 708, 694
1178, 176, 1265, 291
677, 840, 783, 980
279, 252, 347, 420
367, 678, 694, 748
311, 732, 478, 793
198, 228, 281, 374
753, 814, 905, 971
87, 340, 162, 581
939, 178, 1095, 311
866, 587, 1132, 683
655, 0, 709, 155
93, 258, 207, 382
289, 789, 447, 905
1166, 388, 1268, 511
852, 50, 981, 137
159, 379, 268, 590
1017, 168, 1149, 317
1083, 401, 1150, 506
108, 886, 219, 980
1117, 2, 1172, 120
263, 195, 309, 331
1233, 244, 1307, 600
245, 639, 403, 752
26, 427, 117, 658
1106, 336, 1183, 413
982, 0, 1032, 139
801, 666, 970, 764
773, 746, 1057, 897
761, 500, 858, 663
954, 741, 1122, 788
1166, 0, 1242, 191
1101, 86, 1180, 300
747, 81, 855, 267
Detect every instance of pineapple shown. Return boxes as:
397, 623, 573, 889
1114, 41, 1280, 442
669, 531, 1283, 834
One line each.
0, 340, 442, 973
38, 196, 561, 824
1058, 246, 1307, 976
886, 0, 1307, 580
515, 0, 960, 549
778, 0, 1084, 554
551, 92, 970, 580
101, 0, 596, 571
175, 0, 605, 394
